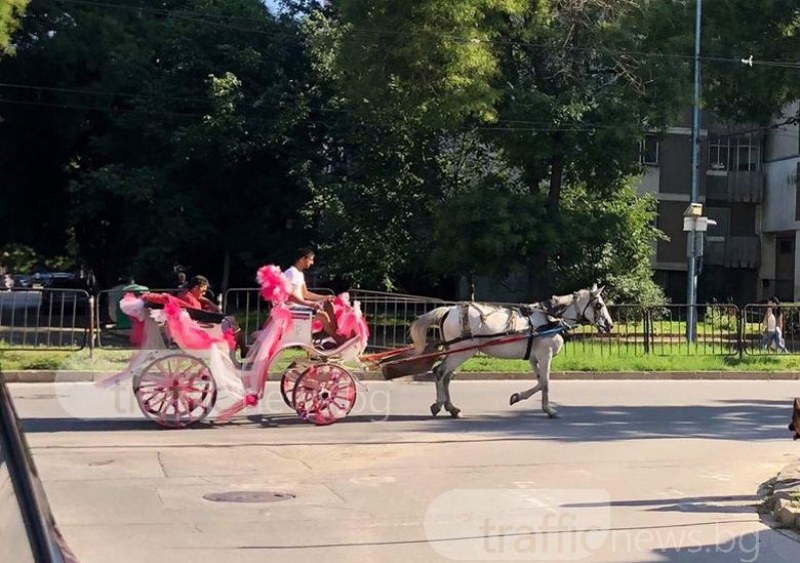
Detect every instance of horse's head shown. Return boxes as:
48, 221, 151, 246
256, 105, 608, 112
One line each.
576, 284, 614, 333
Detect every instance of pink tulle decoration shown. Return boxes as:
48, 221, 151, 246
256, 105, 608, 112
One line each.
130, 319, 145, 346
119, 293, 146, 346
256, 264, 291, 305
261, 304, 292, 360
333, 292, 370, 341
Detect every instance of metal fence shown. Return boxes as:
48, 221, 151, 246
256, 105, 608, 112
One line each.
93, 287, 184, 349
2, 285, 794, 358
350, 295, 743, 356
0, 288, 91, 351
222, 287, 335, 347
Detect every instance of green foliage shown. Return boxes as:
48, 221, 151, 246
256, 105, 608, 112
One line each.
333, 0, 525, 127
0, 0, 315, 286
556, 181, 667, 306
0, 243, 37, 273
2, 0, 800, 301
0, 0, 28, 55
704, 304, 738, 332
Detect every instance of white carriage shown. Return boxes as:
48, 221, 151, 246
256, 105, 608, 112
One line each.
107, 293, 368, 428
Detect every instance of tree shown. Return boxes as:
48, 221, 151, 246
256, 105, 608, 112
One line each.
305, 0, 684, 296
299, 1, 529, 289
698, 0, 800, 124
0, 0, 28, 55
0, 0, 315, 287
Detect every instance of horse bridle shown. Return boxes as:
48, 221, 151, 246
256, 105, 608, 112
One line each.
563, 291, 605, 329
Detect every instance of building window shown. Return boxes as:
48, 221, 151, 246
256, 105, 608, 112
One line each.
639, 135, 659, 166
708, 134, 729, 170
708, 133, 762, 171
733, 134, 761, 171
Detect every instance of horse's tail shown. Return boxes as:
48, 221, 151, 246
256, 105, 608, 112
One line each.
410, 306, 450, 355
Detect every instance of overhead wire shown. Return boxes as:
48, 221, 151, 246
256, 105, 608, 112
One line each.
50, 0, 800, 69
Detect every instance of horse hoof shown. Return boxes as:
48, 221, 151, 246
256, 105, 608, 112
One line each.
509, 393, 521, 406
546, 410, 560, 419
430, 403, 442, 417
447, 407, 462, 418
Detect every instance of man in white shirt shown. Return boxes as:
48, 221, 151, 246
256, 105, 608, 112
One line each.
284, 247, 339, 339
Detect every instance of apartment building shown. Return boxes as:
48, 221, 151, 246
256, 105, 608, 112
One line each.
761, 102, 800, 302
642, 112, 768, 305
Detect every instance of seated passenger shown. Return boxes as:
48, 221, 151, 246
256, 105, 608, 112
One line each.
176, 275, 221, 313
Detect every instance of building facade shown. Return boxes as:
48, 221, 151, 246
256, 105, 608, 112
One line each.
642, 111, 778, 305
761, 102, 800, 302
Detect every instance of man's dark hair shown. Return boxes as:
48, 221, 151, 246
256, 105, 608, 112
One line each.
295, 246, 315, 261
187, 275, 210, 289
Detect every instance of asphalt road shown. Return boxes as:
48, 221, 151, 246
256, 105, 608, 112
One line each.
10, 379, 800, 563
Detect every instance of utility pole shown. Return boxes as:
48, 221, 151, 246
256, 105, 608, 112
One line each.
687, 0, 703, 343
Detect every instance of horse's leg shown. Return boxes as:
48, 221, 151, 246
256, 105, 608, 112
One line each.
431, 350, 474, 418
539, 337, 563, 418
430, 363, 446, 416
539, 354, 558, 418
509, 357, 541, 406
442, 371, 461, 418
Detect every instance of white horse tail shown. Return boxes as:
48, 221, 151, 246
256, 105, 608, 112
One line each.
410, 306, 451, 355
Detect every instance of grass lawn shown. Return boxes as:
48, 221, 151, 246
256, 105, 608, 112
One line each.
0, 345, 798, 373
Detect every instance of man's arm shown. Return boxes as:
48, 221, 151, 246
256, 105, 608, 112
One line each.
301, 286, 333, 303
288, 286, 324, 309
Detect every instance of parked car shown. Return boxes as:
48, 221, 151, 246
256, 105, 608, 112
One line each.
11, 274, 33, 288
0, 371, 79, 562
35, 274, 91, 312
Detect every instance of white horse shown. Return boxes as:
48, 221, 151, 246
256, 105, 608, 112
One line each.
409, 285, 614, 418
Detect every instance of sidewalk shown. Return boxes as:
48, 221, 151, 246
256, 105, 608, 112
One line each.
4, 369, 800, 383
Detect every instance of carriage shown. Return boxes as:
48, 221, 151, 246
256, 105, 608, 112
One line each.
98, 269, 371, 428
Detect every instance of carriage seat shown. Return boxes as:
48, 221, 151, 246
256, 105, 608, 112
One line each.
309, 334, 362, 359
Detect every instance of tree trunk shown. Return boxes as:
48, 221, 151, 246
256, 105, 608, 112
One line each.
527, 150, 565, 300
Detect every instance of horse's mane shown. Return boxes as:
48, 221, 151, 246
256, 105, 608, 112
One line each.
536, 292, 576, 319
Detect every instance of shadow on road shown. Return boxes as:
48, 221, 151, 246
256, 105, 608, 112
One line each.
17, 399, 795, 445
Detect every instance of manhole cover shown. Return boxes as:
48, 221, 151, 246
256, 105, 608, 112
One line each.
203, 491, 295, 504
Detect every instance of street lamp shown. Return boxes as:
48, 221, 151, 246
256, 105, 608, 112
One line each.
687, 0, 703, 342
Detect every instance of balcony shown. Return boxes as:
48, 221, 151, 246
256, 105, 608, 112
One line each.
705, 236, 760, 269
706, 171, 764, 202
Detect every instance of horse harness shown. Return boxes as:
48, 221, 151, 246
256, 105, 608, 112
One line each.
437, 298, 582, 361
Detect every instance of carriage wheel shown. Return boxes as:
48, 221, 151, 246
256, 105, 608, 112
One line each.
133, 353, 217, 428
291, 363, 357, 425
280, 362, 305, 409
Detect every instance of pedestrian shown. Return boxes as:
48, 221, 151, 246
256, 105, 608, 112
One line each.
761, 297, 787, 352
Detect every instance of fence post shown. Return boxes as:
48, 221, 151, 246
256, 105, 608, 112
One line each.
737, 307, 744, 359
643, 307, 651, 355
88, 295, 95, 358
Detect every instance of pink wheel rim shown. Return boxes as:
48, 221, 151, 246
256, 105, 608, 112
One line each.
291, 364, 357, 425
134, 354, 217, 428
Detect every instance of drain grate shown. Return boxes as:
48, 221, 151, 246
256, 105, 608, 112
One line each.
203, 491, 295, 504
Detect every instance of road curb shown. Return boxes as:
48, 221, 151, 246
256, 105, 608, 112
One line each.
4, 369, 800, 383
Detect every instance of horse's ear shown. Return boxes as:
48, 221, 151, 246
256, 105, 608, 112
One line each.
590, 283, 598, 294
